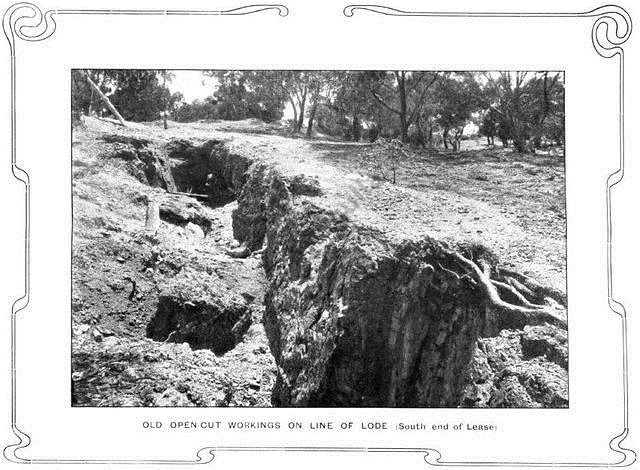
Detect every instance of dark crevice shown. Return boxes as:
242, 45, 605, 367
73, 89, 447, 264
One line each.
146, 296, 251, 355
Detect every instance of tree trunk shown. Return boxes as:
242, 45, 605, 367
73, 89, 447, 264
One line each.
397, 72, 409, 143
296, 87, 307, 132
511, 121, 528, 153
82, 71, 127, 127
162, 70, 168, 130
88, 87, 94, 116
306, 103, 318, 138
289, 97, 298, 132
352, 112, 361, 142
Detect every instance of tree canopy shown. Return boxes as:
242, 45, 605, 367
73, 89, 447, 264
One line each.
72, 69, 564, 153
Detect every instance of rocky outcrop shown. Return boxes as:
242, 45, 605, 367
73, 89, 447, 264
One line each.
228, 158, 569, 408
461, 327, 568, 407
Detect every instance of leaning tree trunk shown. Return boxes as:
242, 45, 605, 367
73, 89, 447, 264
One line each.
289, 97, 298, 132
81, 71, 127, 127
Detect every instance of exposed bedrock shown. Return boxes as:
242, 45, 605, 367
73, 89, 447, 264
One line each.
229, 157, 568, 408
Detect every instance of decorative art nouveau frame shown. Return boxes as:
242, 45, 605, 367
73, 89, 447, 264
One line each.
2, 1, 635, 467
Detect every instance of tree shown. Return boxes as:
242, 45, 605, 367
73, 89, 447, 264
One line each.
525, 72, 564, 149
434, 73, 483, 151
173, 96, 218, 122
305, 72, 342, 137
206, 71, 286, 123
483, 72, 532, 153
331, 71, 376, 141
366, 71, 439, 143
482, 72, 564, 153
108, 70, 180, 122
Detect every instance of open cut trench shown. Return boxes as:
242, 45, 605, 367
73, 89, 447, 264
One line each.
103, 136, 259, 355
109, 134, 568, 407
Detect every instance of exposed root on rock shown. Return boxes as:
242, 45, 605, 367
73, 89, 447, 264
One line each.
450, 251, 567, 329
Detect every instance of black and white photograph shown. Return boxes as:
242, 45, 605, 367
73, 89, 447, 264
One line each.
70, 69, 568, 408
3, 0, 638, 466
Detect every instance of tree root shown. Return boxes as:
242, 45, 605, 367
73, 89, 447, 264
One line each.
498, 266, 567, 307
449, 251, 567, 329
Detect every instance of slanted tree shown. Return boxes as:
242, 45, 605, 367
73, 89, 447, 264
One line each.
79, 71, 127, 127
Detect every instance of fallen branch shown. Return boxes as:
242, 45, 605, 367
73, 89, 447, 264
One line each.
167, 190, 209, 200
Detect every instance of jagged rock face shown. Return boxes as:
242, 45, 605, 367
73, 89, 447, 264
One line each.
101, 134, 176, 191
261, 208, 494, 407
228, 158, 568, 408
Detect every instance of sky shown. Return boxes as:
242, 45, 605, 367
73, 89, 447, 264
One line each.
167, 71, 218, 103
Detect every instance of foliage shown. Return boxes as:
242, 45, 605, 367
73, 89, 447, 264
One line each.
360, 138, 409, 184
71, 70, 182, 123
71, 69, 565, 155
482, 72, 565, 153
434, 73, 484, 151
109, 71, 181, 122
209, 71, 285, 123
173, 96, 219, 122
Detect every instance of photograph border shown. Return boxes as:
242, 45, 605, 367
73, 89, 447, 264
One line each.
4, 2, 635, 466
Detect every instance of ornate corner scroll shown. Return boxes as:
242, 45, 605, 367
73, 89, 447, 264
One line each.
342, 4, 635, 468
2, 2, 287, 464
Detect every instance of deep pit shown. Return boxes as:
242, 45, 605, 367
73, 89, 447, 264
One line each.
166, 139, 251, 208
